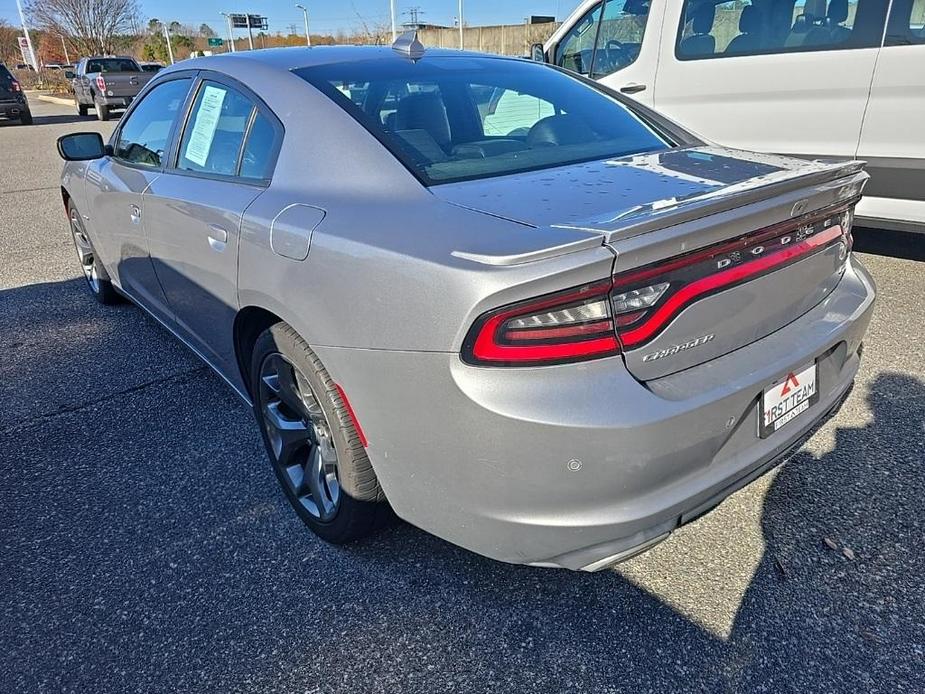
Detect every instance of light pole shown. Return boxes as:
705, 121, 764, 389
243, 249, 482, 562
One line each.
60, 35, 70, 65
163, 23, 175, 64
14, 0, 38, 70
390, 0, 397, 41
458, 0, 464, 49
295, 4, 311, 46
221, 12, 236, 52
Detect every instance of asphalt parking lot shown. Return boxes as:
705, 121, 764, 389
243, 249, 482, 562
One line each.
1, 97, 923, 693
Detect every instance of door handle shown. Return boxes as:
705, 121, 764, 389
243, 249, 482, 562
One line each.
129, 204, 141, 224
207, 224, 228, 251
620, 82, 647, 95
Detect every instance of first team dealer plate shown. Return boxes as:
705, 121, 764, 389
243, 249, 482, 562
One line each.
759, 362, 819, 438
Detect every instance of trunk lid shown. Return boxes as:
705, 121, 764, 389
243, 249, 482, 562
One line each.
435, 146, 867, 380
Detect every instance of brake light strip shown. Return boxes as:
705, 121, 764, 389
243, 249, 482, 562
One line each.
618, 224, 844, 348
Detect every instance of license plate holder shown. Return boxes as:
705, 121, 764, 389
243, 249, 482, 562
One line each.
759, 362, 819, 438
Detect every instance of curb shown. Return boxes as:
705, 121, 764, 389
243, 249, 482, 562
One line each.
35, 94, 75, 106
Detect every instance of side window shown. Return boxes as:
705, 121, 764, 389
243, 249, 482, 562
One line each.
114, 78, 192, 168
239, 112, 277, 180
480, 87, 556, 137
591, 0, 653, 77
177, 81, 254, 176
556, 3, 604, 74
676, 0, 888, 60
885, 0, 925, 44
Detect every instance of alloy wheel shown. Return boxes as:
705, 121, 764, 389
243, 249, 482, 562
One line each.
258, 353, 341, 521
70, 209, 100, 294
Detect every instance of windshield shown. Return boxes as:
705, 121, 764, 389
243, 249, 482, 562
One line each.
87, 58, 139, 73
295, 56, 669, 185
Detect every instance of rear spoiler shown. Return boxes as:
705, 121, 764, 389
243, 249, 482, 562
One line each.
553, 158, 868, 243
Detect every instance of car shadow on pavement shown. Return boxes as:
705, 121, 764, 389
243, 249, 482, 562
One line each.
1, 276, 923, 692
0, 113, 90, 128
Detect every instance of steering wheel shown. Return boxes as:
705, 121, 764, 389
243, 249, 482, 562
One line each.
602, 39, 629, 72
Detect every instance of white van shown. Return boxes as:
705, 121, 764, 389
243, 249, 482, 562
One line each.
537, 0, 925, 233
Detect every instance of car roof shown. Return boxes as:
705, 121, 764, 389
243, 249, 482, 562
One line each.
174, 45, 519, 74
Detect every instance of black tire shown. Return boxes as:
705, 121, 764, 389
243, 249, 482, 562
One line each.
67, 200, 120, 305
94, 98, 110, 121
251, 322, 389, 544
76, 99, 88, 117
19, 110, 32, 125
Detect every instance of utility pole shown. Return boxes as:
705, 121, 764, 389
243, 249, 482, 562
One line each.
458, 0, 464, 49
60, 35, 70, 65
163, 24, 175, 64
221, 13, 236, 52
296, 4, 311, 46
390, 0, 397, 41
246, 15, 255, 50
14, 0, 38, 70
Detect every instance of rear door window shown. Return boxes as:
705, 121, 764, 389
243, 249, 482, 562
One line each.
177, 81, 254, 177
676, 0, 889, 59
239, 112, 278, 180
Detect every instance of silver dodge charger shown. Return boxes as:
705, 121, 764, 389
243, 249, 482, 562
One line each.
57, 41, 876, 571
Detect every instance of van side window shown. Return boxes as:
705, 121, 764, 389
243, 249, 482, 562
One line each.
556, 3, 604, 74
675, 0, 889, 60
591, 0, 653, 77
885, 0, 925, 44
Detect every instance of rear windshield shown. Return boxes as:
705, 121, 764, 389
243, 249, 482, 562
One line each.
0, 65, 13, 81
86, 58, 139, 73
295, 57, 669, 185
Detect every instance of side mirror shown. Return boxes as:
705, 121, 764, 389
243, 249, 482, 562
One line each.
64, 70, 75, 79
531, 43, 547, 63
57, 132, 108, 161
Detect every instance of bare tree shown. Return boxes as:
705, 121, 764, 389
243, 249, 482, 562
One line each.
352, 12, 392, 45
0, 20, 20, 64
26, 0, 140, 56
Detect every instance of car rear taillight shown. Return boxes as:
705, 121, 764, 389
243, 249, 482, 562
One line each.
612, 200, 856, 351
10, 80, 20, 92
462, 200, 856, 367
96, 75, 106, 92
462, 281, 619, 366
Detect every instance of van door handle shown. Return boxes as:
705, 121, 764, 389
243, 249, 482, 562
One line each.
207, 224, 228, 251
620, 82, 647, 94
129, 204, 141, 224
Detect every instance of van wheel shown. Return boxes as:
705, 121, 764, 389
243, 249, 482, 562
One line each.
250, 323, 389, 544
94, 98, 110, 121
68, 200, 120, 305
76, 100, 88, 117
19, 110, 32, 125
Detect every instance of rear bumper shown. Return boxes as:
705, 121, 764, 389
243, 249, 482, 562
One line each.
0, 97, 28, 118
314, 255, 876, 570
96, 95, 133, 108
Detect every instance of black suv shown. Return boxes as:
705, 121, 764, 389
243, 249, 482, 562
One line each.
0, 63, 32, 125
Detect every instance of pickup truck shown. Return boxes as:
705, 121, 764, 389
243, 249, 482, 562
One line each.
67, 57, 155, 121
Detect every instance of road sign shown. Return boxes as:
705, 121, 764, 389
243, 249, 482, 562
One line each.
207, 37, 224, 47
17, 36, 31, 66
229, 14, 268, 30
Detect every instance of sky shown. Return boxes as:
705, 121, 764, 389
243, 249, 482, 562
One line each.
1, 1, 582, 37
